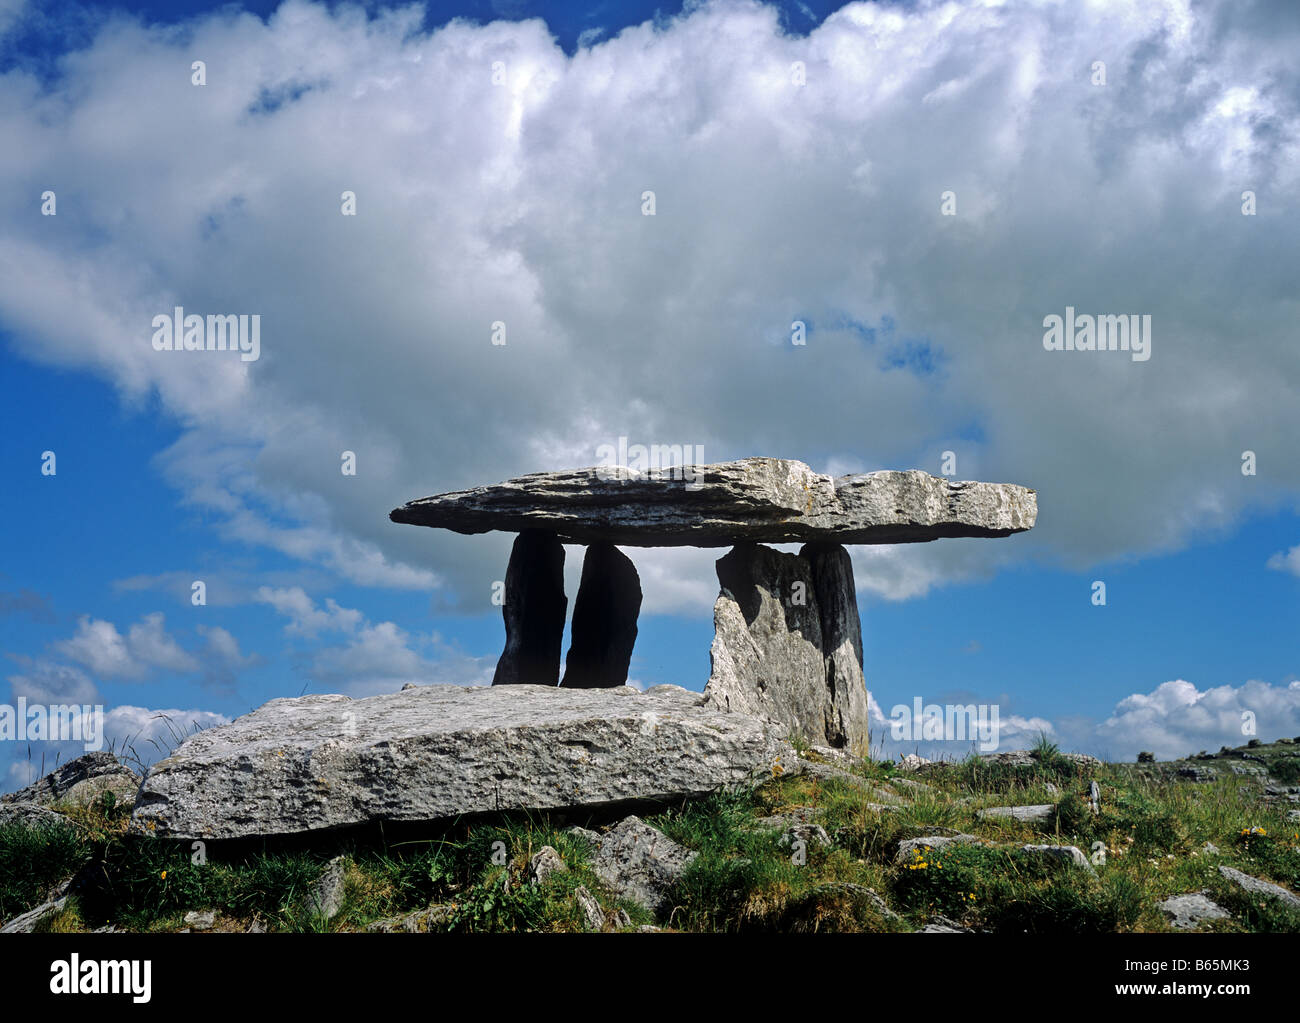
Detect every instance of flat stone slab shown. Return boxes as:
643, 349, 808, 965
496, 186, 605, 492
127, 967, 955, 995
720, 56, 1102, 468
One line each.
896, 834, 982, 863
131, 684, 797, 840
390, 458, 1037, 547
1158, 893, 1231, 930
977, 804, 1055, 824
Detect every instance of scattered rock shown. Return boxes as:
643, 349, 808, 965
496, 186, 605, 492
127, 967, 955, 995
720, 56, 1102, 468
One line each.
365, 905, 455, 933
183, 910, 216, 931
527, 846, 567, 886
0, 802, 72, 830
977, 804, 1055, 824
897, 753, 931, 772
1158, 893, 1230, 930
1202, 842, 1220, 855
247, 918, 267, 933
978, 750, 1101, 770
306, 856, 347, 919
1021, 844, 1097, 875
777, 823, 832, 850
1178, 765, 1218, 782
1, 752, 139, 809
918, 914, 970, 933
808, 746, 864, 771
132, 685, 796, 839
586, 816, 698, 920
753, 806, 825, 830
1044, 782, 1060, 796
896, 834, 982, 863
1218, 866, 1300, 912
573, 885, 605, 931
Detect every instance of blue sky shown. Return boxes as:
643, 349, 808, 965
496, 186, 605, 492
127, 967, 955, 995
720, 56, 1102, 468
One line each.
2, 0, 1299, 791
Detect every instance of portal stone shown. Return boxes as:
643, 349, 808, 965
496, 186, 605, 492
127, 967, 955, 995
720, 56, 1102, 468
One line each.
492, 529, 567, 686
801, 542, 870, 755
561, 542, 642, 689
703, 543, 830, 745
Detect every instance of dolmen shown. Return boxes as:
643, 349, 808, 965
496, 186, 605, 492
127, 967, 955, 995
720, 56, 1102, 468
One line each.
390, 457, 1036, 756
131, 458, 1034, 839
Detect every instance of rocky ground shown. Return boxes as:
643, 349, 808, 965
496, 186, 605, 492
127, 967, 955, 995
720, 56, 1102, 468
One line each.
3, 736, 1298, 933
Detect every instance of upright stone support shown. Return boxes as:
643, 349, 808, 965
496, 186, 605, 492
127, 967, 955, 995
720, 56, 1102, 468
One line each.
801, 542, 870, 755
703, 543, 830, 745
561, 542, 642, 688
492, 530, 567, 686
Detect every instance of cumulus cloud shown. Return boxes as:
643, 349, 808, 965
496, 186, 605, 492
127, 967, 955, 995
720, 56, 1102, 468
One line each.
1092, 677, 1300, 761
871, 675, 1300, 764
1266, 545, 1300, 577
56, 612, 198, 679
0, 0, 1294, 615
5, 656, 100, 705
259, 587, 494, 695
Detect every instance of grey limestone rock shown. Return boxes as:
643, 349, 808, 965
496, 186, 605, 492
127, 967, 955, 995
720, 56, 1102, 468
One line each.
131, 684, 796, 839
390, 458, 1037, 547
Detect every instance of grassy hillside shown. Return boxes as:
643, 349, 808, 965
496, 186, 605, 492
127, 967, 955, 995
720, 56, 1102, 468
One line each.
3, 738, 1298, 933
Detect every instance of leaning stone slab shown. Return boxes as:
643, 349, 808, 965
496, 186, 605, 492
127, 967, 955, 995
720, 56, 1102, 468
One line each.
131, 684, 797, 840
1, 751, 139, 809
0, 893, 70, 934
1218, 866, 1300, 912
390, 458, 1037, 547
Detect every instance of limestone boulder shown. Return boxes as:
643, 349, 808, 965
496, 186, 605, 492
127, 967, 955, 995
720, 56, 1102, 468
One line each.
131, 684, 797, 840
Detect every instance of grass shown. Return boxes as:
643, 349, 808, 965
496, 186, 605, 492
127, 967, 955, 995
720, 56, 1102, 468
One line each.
2, 742, 1298, 933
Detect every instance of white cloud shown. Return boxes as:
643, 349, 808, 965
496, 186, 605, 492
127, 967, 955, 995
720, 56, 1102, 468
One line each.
871, 675, 1300, 764
1266, 545, 1300, 577
1092, 677, 1300, 761
101, 705, 231, 766
0, 0, 1297, 617
259, 587, 494, 695
5, 657, 100, 705
56, 612, 198, 679
256, 585, 364, 636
